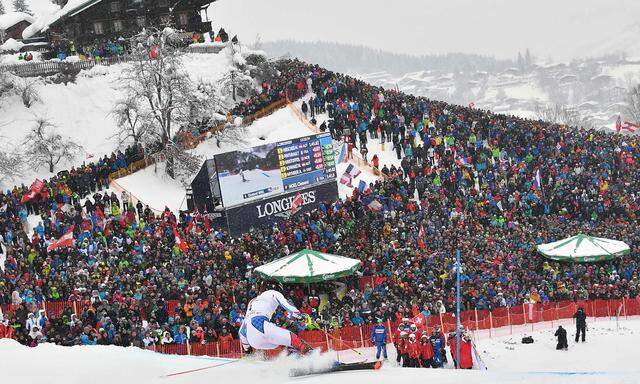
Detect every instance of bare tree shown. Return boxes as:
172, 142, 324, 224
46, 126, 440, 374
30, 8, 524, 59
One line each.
23, 118, 83, 173
624, 84, 640, 124
12, 0, 33, 15
0, 140, 24, 185
0, 71, 15, 106
110, 95, 153, 148
534, 103, 594, 130
15, 78, 40, 108
119, 45, 195, 177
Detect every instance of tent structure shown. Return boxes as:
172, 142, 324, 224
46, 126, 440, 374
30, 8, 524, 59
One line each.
536, 234, 630, 263
254, 249, 361, 283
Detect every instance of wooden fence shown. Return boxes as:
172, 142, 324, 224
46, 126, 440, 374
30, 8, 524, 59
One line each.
0, 44, 225, 78
0, 54, 135, 77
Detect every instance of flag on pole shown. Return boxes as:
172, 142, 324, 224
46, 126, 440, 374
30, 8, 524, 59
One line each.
337, 143, 347, 163
47, 225, 75, 252
204, 213, 211, 235
21, 179, 45, 203
172, 225, 189, 252
186, 216, 195, 233
418, 225, 426, 238
411, 313, 427, 330
621, 121, 639, 132
367, 200, 383, 211
533, 169, 542, 190
290, 193, 303, 215
616, 115, 622, 133
417, 225, 426, 249
357, 180, 371, 194
339, 164, 361, 187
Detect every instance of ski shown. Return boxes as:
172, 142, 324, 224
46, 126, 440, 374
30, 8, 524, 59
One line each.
289, 360, 382, 377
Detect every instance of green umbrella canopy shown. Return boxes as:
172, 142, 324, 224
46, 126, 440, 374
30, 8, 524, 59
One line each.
536, 234, 630, 263
253, 249, 361, 283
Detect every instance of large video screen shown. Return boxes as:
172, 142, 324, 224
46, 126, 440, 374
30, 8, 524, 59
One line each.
214, 133, 336, 207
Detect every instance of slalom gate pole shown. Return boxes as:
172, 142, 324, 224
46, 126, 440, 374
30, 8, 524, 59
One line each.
318, 327, 366, 360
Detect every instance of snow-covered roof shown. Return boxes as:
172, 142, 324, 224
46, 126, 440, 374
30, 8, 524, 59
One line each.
0, 38, 24, 52
0, 12, 35, 30
22, 0, 102, 39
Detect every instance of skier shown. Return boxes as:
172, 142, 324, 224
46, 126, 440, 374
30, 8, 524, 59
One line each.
555, 325, 568, 350
238, 289, 311, 355
573, 307, 587, 342
240, 169, 248, 183
370, 318, 388, 360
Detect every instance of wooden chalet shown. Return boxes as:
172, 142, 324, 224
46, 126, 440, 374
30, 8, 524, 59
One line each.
40, 0, 216, 45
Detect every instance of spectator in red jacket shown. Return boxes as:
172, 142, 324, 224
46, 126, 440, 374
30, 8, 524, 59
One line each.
406, 333, 421, 367
419, 332, 434, 368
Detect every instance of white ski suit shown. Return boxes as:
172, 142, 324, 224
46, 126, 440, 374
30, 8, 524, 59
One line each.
239, 290, 300, 350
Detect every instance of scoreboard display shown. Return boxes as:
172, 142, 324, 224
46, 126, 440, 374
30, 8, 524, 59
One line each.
277, 133, 336, 191
213, 133, 337, 208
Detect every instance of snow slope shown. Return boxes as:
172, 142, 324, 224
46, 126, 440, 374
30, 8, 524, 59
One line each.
0, 50, 235, 190
3, 317, 640, 384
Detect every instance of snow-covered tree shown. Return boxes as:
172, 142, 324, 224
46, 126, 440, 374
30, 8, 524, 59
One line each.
624, 84, 640, 124
219, 67, 256, 102
0, 140, 24, 185
119, 45, 195, 177
110, 95, 153, 148
12, 0, 33, 15
534, 103, 594, 130
219, 43, 257, 102
0, 1, 6, 15
23, 118, 83, 173
16, 78, 40, 107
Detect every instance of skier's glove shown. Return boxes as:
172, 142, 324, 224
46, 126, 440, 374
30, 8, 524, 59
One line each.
287, 310, 303, 321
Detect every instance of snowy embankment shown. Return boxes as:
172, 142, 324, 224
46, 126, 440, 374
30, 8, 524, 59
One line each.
2, 318, 640, 384
0, 51, 234, 191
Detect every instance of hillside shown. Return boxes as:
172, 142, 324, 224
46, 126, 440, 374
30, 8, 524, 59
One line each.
0, 48, 240, 190
264, 41, 640, 130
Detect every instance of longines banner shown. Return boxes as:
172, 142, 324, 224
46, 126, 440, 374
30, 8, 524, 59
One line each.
225, 181, 338, 236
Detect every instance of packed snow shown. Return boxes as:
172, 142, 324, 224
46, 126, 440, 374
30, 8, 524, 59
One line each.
2, 317, 639, 384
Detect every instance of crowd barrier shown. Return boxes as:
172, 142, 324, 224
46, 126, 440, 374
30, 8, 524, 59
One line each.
2, 296, 638, 359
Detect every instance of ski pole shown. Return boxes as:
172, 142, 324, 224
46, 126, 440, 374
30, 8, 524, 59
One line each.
161, 359, 241, 378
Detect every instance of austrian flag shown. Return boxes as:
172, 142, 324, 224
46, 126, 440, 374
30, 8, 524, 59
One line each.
290, 193, 303, 215
47, 226, 75, 252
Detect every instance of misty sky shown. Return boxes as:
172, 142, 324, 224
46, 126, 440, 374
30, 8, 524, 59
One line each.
210, 0, 638, 61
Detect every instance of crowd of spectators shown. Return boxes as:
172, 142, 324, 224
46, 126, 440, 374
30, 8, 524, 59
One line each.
0, 58, 638, 351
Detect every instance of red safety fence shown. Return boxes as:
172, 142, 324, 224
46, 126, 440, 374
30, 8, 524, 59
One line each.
2, 297, 640, 359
